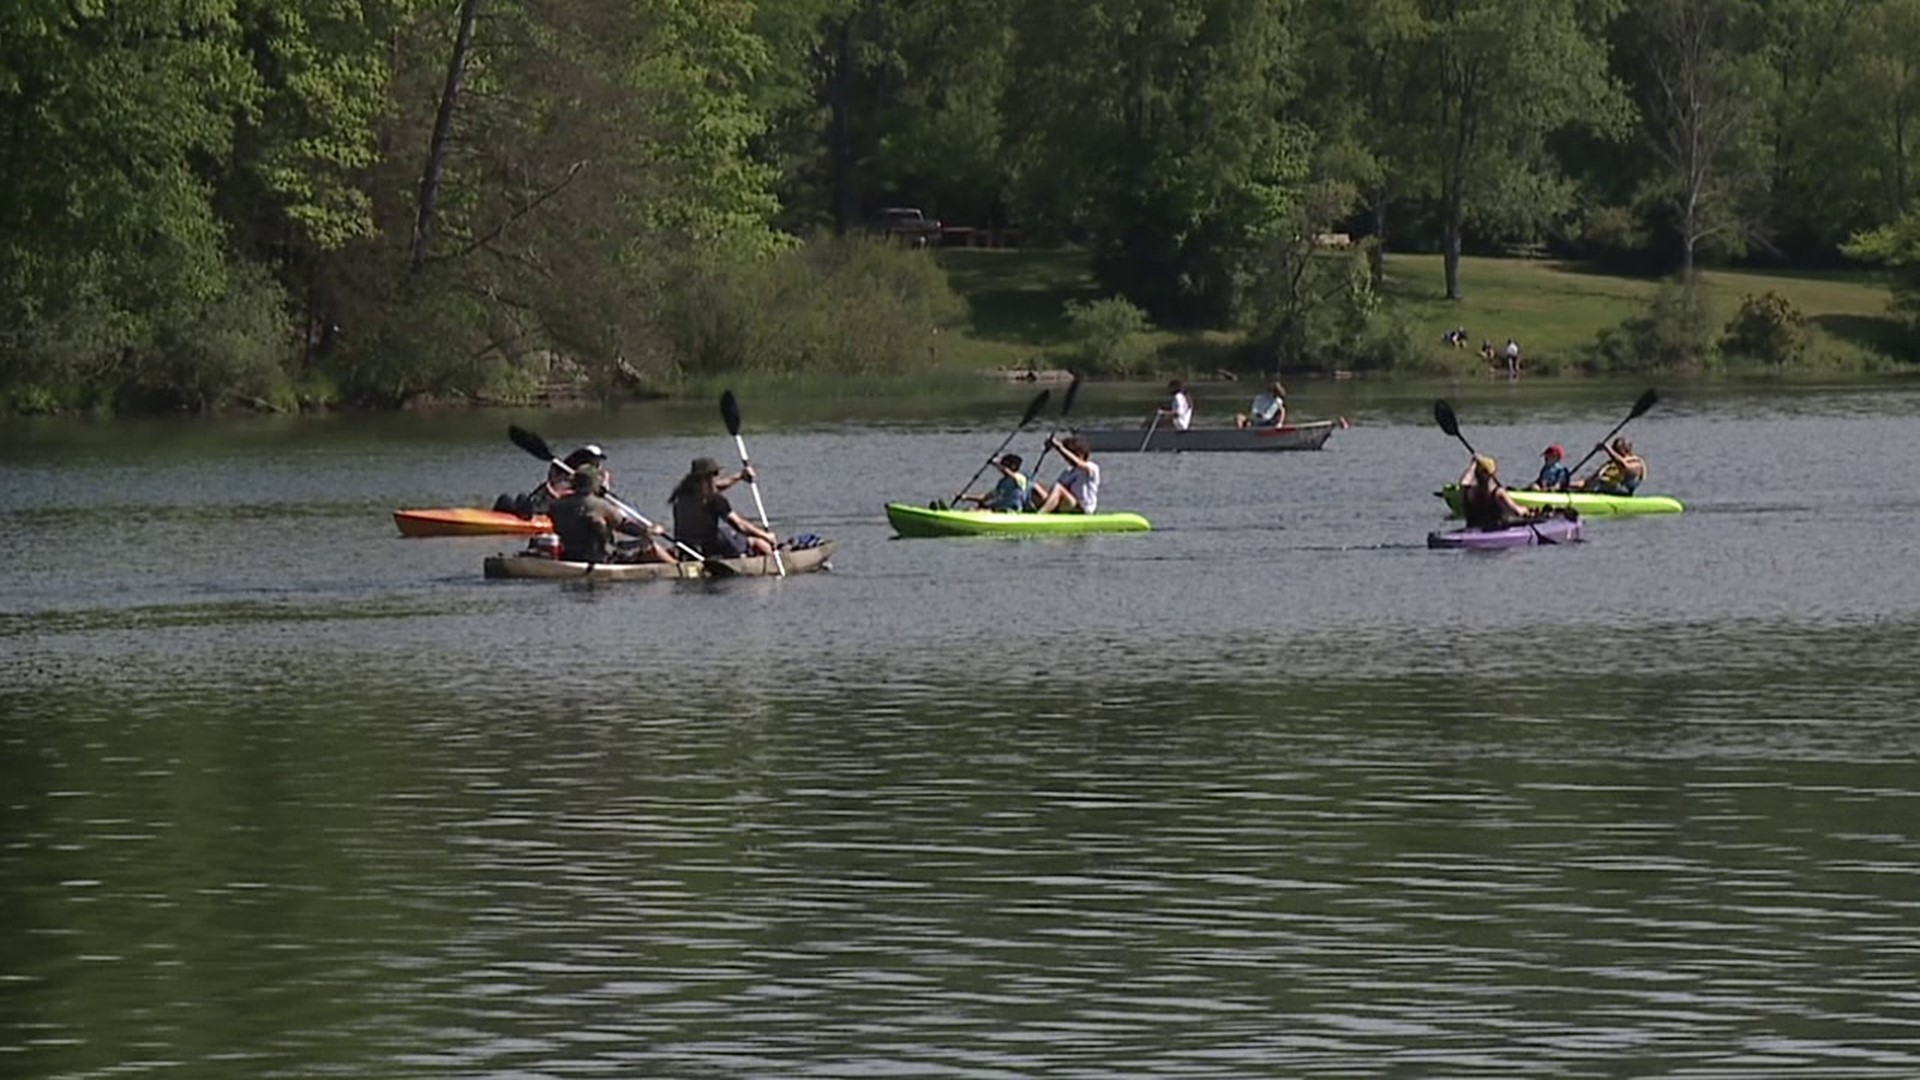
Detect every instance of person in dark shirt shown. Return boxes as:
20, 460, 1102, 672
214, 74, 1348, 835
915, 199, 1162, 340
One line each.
1529, 444, 1572, 491
669, 457, 776, 557
496, 444, 607, 517
547, 465, 673, 563
1458, 455, 1536, 531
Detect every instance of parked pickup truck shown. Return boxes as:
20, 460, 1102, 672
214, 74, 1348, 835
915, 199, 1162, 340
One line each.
875, 207, 942, 247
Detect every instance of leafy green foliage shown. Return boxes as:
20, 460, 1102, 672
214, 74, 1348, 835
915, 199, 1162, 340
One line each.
1720, 292, 1808, 366
656, 235, 966, 378
1061, 297, 1154, 376
1582, 281, 1715, 372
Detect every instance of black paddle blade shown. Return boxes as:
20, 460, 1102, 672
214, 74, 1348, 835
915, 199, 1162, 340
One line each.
508, 424, 556, 463
1058, 372, 1084, 416
1018, 388, 1052, 427
1630, 388, 1658, 419
720, 390, 742, 436
1433, 400, 1460, 438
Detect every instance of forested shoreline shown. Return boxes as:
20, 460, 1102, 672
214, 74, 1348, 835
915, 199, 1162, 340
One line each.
4, 0, 1919, 416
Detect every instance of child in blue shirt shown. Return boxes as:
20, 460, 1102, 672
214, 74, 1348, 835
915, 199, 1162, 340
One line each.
1530, 444, 1571, 491
961, 453, 1029, 512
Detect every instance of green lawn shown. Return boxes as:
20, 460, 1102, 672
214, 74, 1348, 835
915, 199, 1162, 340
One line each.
934, 247, 1899, 373
1381, 254, 1897, 368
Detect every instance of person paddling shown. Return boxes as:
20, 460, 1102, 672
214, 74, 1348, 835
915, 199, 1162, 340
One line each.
1458, 455, 1537, 531
1030, 435, 1100, 514
1577, 437, 1646, 495
958, 453, 1029, 512
670, 456, 776, 557
1235, 381, 1287, 429
1156, 379, 1194, 431
548, 465, 675, 563
497, 443, 606, 517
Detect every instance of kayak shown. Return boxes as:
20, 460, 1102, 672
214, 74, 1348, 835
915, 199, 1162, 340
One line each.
1077, 420, 1340, 453
885, 502, 1152, 538
484, 540, 835, 580
395, 507, 552, 538
1427, 516, 1582, 550
1436, 484, 1683, 518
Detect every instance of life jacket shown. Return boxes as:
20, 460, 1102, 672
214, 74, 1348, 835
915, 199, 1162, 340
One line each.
549, 493, 612, 561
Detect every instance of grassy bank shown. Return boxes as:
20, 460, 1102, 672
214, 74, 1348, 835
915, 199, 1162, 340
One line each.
934, 248, 1901, 375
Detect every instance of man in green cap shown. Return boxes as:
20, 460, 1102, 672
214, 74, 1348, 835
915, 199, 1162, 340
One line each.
547, 464, 675, 563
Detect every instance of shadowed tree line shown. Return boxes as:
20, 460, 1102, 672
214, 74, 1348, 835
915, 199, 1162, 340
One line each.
3, 0, 1917, 413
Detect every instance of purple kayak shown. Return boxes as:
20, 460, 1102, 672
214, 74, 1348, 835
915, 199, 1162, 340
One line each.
1427, 515, 1582, 550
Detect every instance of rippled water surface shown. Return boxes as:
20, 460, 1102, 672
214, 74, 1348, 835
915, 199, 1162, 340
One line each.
4, 381, 1920, 1078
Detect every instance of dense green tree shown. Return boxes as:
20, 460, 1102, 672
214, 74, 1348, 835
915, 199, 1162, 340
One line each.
1399, 0, 1631, 299
1003, 0, 1311, 326
1631, 0, 1771, 279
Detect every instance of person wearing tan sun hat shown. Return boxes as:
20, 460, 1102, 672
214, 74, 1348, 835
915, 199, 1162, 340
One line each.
1456, 454, 1538, 531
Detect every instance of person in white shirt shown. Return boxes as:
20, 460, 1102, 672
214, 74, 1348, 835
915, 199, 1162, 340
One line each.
1156, 378, 1193, 431
1503, 339, 1521, 377
1235, 381, 1286, 428
1031, 435, 1100, 514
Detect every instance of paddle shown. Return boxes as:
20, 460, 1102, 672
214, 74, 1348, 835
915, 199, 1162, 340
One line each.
1138, 410, 1161, 451
720, 390, 784, 577
1023, 373, 1084, 489
505, 424, 725, 572
1562, 388, 1658, 484
948, 387, 1051, 507
1432, 400, 1559, 543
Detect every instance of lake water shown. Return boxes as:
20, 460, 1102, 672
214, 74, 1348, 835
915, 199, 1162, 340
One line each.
5, 379, 1920, 1078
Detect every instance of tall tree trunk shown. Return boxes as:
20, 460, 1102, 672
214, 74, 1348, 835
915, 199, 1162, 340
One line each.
1368, 192, 1387, 290
411, 0, 482, 279
1443, 186, 1464, 300
827, 19, 858, 236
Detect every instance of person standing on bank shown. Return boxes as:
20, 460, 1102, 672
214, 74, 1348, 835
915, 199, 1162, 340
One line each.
670, 457, 776, 557
547, 465, 675, 563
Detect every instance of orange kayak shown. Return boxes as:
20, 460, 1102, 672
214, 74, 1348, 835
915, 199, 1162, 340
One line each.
393, 507, 554, 538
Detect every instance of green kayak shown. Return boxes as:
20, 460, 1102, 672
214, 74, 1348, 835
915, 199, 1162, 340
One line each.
1437, 483, 1684, 517
885, 502, 1152, 538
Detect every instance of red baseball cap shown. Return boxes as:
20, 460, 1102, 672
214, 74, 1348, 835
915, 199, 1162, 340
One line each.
1543, 444, 1564, 458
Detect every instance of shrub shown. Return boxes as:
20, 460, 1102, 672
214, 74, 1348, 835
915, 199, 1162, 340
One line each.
1720, 291, 1808, 368
660, 234, 967, 377
1061, 296, 1154, 375
128, 262, 296, 411
1581, 282, 1713, 373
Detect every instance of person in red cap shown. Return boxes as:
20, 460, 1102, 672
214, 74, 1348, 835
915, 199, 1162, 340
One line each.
1528, 443, 1571, 491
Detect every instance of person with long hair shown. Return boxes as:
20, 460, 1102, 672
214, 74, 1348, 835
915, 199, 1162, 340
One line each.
670, 457, 776, 557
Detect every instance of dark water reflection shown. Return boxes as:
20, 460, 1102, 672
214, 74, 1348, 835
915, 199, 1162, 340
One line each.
4, 382, 1920, 1077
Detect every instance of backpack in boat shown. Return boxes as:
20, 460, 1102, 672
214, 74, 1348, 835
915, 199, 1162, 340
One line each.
782, 532, 826, 551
